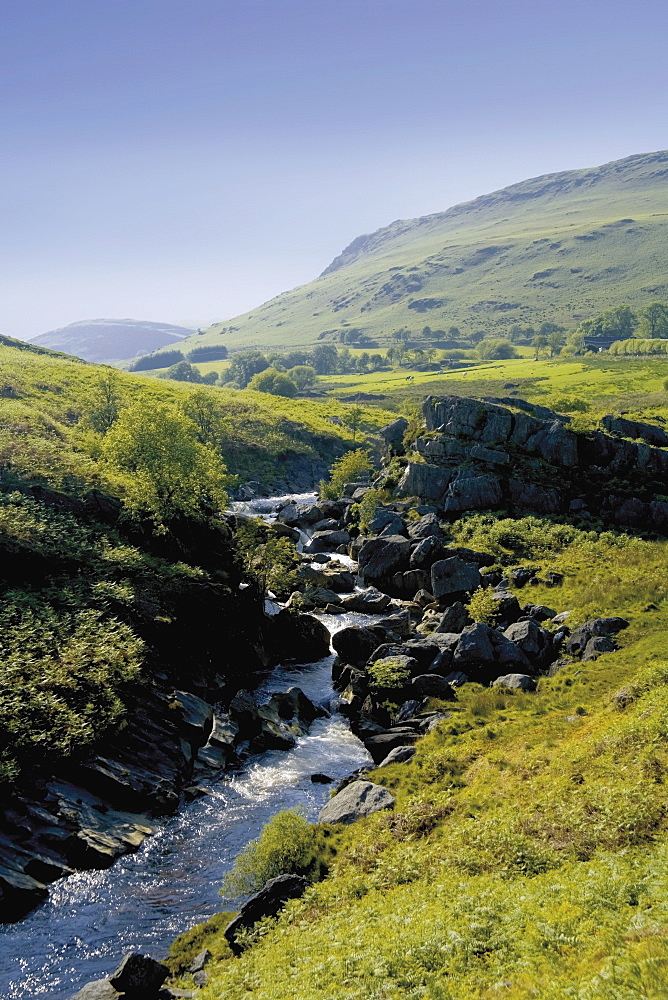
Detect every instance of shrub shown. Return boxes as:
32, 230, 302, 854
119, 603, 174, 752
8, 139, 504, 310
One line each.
466, 586, 499, 624
247, 368, 298, 397
221, 810, 318, 898
476, 338, 518, 361
350, 487, 382, 533
319, 449, 373, 500
551, 396, 590, 412
367, 656, 412, 690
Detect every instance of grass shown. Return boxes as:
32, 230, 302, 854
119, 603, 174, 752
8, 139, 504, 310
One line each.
167, 516, 668, 1000
154, 150, 668, 357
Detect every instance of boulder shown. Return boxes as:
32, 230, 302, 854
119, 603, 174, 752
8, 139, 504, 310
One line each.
109, 953, 169, 995
224, 875, 309, 954
503, 620, 553, 666
304, 530, 351, 554
172, 691, 214, 744
332, 625, 382, 666
443, 670, 469, 687
371, 642, 433, 673
582, 635, 618, 661
402, 569, 431, 598
453, 622, 495, 665
397, 463, 452, 501
431, 558, 481, 601
338, 588, 391, 613
434, 601, 470, 633
368, 507, 406, 535
267, 610, 331, 663
409, 535, 446, 570
442, 471, 503, 514
566, 617, 628, 658
318, 780, 395, 824
377, 745, 417, 767
492, 673, 537, 692
379, 416, 409, 452
522, 604, 557, 622
70, 982, 120, 1000
410, 674, 457, 699
490, 590, 523, 626
510, 567, 535, 588
278, 502, 324, 527
358, 535, 411, 589
187, 949, 212, 974
363, 732, 419, 763
408, 512, 444, 540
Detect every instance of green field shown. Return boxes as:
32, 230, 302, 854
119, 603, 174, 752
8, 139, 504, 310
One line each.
148, 150, 668, 360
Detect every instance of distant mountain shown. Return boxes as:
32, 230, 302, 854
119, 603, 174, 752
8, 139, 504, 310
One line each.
30, 318, 194, 363
169, 149, 668, 356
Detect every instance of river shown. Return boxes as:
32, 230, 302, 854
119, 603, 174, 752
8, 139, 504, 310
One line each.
0, 495, 372, 999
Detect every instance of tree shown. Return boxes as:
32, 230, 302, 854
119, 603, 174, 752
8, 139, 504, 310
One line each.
102, 401, 230, 527
547, 330, 566, 356
181, 389, 225, 447
319, 449, 373, 501
286, 365, 317, 390
476, 339, 518, 361
312, 345, 338, 375
342, 405, 365, 443
532, 335, 548, 360
221, 350, 269, 388
159, 360, 203, 383
640, 302, 668, 339
82, 372, 125, 434
247, 367, 298, 397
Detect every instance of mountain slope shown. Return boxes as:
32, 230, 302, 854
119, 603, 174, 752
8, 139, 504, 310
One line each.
180, 150, 668, 355
30, 318, 194, 363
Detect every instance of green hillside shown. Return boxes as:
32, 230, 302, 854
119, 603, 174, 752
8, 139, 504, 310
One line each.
171, 149, 668, 357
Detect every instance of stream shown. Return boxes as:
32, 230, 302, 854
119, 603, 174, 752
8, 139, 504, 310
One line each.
0, 494, 372, 999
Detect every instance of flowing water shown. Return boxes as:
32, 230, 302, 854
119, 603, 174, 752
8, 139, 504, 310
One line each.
0, 495, 372, 999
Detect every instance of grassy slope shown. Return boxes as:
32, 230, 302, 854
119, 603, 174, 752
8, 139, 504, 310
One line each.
0, 342, 394, 492
165, 150, 668, 356
172, 521, 668, 1000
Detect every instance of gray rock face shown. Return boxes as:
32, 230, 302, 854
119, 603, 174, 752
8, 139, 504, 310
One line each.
401, 569, 431, 598
408, 512, 444, 540
431, 558, 482, 601
503, 620, 553, 666
379, 416, 409, 451
434, 601, 470, 633
173, 691, 214, 743
332, 625, 382, 666
109, 952, 169, 995
443, 471, 503, 514
492, 673, 537, 692
410, 674, 457, 699
224, 875, 309, 954
278, 502, 324, 527
358, 535, 411, 588
304, 529, 351, 554
601, 414, 668, 448
318, 780, 395, 824
70, 982, 121, 1000
368, 507, 406, 535
398, 463, 452, 501
453, 622, 495, 664
566, 617, 629, 657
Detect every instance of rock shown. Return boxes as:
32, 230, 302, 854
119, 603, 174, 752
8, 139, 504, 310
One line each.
267, 609, 331, 663
278, 502, 324, 527
379, 416, 409, 452
318, 780, 395, 824
358, 535, 411, 588
398, 462, 452, 501
492, 673, 538, 692
109, 952, 169, 995
441, 546, 495, 567
443, 670, 469, 687
490, 590, 523, 626
509, 479, 562, 514
369, 508, 407, 536
401, 569, 431, 598
395, 699, 426, 722
370, 642, 429, 672
409, 535, 446, 570
510, 567, 535, 587
410, 675, 457, 699
310, 773, 334, 783
453, 622, 494, 664
263, 687, 327, 727
434, 601, 470, 633
601, 414, 668, 448
363, 732, 419, 763
172, 691, 214, 744
187, 948, 212, 974
224, 874, 309, 954
304, 530, 351, 554
229, 689, 259, 731
414, 588, 436, 607
582, 635, 618, 661
566, 617, 629, 658
332, 625, 382, 666
551, 610, 573, 624
338, 588, 391, 613
431, 558, 481, 601
370, 654, 418, 686
442, 471, 503, 514
377, 746, 417, 767
522, 604, 557, 622
408, 512, 444, 540
208, 713, 240, 750
503, 620, 553, 666
70, 981, 121, 999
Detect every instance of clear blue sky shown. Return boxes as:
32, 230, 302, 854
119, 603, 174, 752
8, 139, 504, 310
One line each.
1, 0, 667, 338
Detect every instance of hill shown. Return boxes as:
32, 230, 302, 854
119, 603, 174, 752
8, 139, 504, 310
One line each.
29, 318, 194, 363
168, 149, 668, 357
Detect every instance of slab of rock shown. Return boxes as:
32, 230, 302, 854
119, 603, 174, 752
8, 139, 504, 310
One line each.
172, 691, 214, 744
278, 502, 324, 527
70, 982, 121, 1000
410, 674, 457, 699
503, 620, 553, 666
408, 512, 444, 540
409, 534, 446, 570
377, 745, 417, 767
339, 588, 391, 613
224, 874, 309, 954
434, 601, 470, 633
398, 463, 452, 501
304, 530, 351, 554
318, 780, 395, 824
332, 625, 382, 666
358, 535, 411, 587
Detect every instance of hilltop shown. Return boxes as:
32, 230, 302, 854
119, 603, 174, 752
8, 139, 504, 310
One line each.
165, 149, 668, 357
29, 318, 194, 363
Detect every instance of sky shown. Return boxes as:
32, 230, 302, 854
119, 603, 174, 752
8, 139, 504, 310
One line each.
1, 0, 667, 339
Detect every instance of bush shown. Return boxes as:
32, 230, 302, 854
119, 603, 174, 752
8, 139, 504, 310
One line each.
551, 396, 590, 413
131, 349, 184, 371
319, 449, 373, 501
466, 586, 499, 624
247, 368, 298, 397
221, 810, 318, 898
476, 339, 518, 361
367, 656, 412, 690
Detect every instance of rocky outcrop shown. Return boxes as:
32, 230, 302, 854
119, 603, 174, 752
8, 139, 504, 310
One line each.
70, 952, 172, 1000
396, 395, 668, 531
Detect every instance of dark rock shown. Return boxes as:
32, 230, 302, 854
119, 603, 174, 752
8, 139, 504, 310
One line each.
601, 414, 668, 448
442, 471, 503, 514
402, 569, 431, 598
398, 462, 452, 501
409, 535, 446, 570
510, 567, 535, 588
304, 530, 351, 554
410, 675, 457, 699
278, 502, 324, 527
395, 699, 425, 722
490, 590, 523, 626
492, 673, 538, 692
363, 732, 419, 763
310, 773, 334, 784
70, 981, 121, 999
414, 588, 436, 607
434, 601, 470, 633
187, 948, 212, 974
224, 875, 309, 954
509, 479, 562, 514
431, 558, 481, 601
522, 604, 557, 622
408, 512, 444, 540
368, 507, 406, 535
358, 535, 411, 589
566, 617, 629, 658
379, 416, 409, 452
109, 952, 169, 995
332, 626, 382, 666
503, 620, 553, 666
440, 546, 495, 567
318, 780, 395, 823
172, 691, 214, 744
582, 635, 618, 661
443, 670, 469, 687
267, 610, 331, 663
